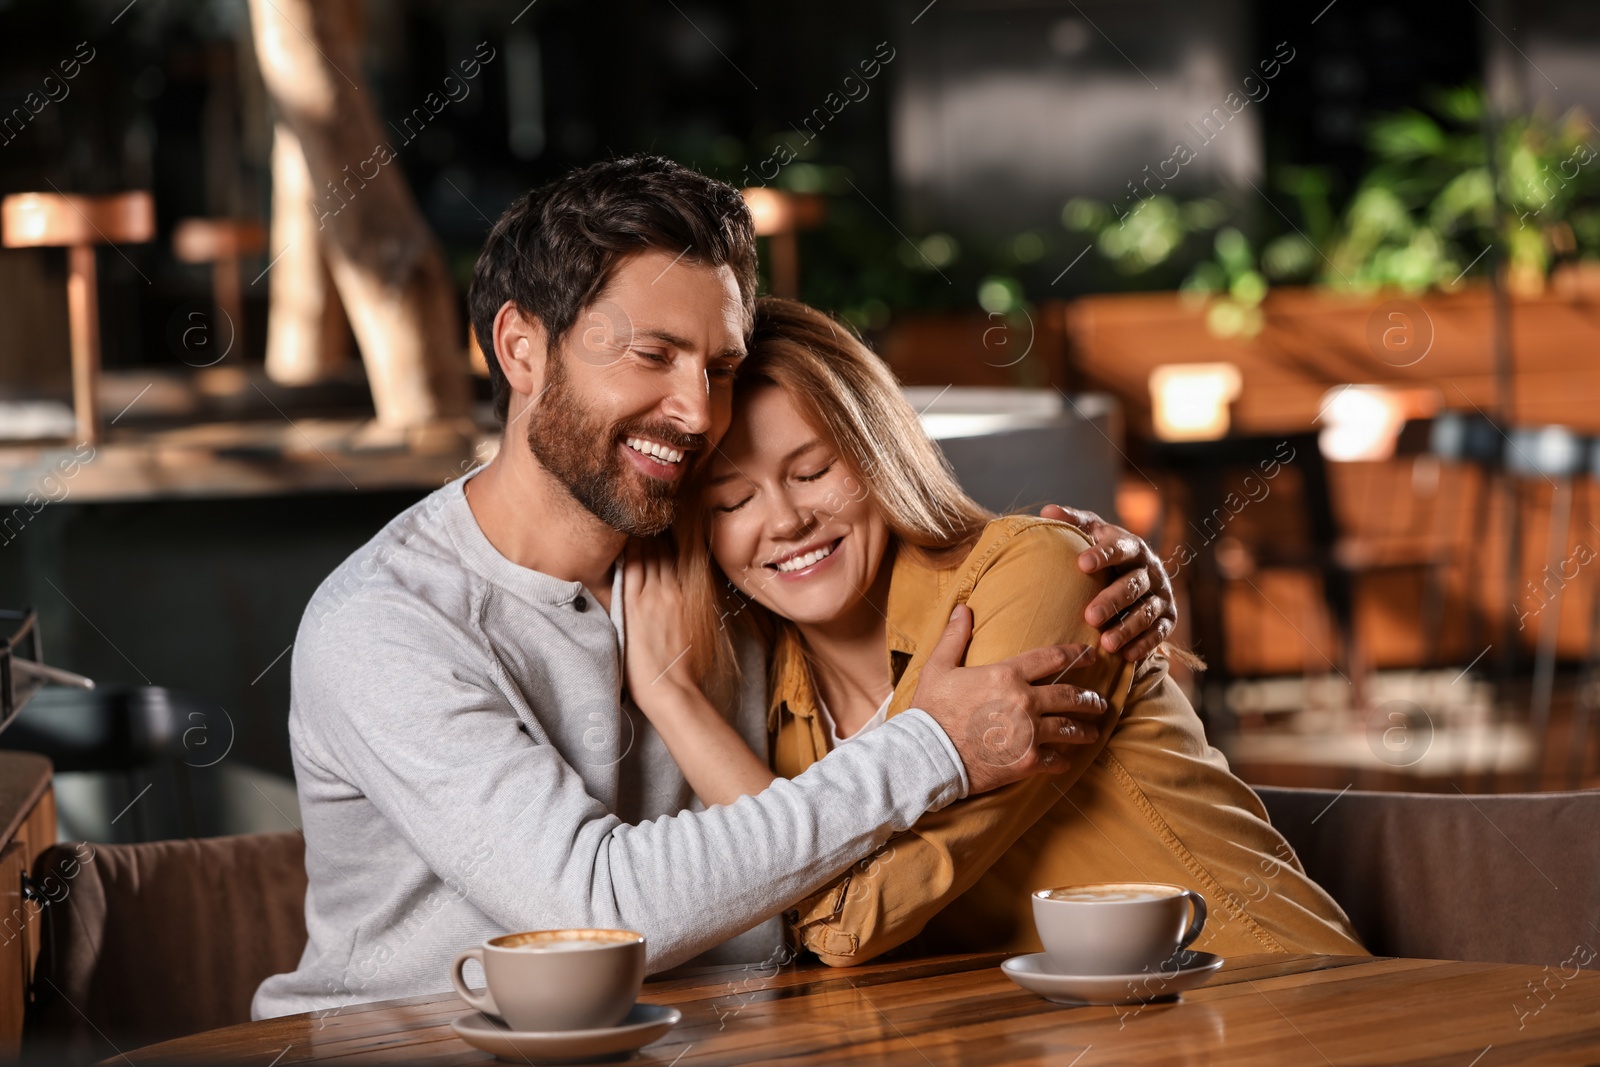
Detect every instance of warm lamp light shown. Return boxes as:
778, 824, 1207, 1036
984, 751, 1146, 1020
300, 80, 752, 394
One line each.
2, 190, 154, 248
1115, 480, 1162, 539
739, 189, 825, 296
742, 187, 793, 237
1148, 363, 1242, 441
1317, 385, 1439, 462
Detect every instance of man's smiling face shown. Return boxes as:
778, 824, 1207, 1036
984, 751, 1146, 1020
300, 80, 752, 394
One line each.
523, 247, 747, 536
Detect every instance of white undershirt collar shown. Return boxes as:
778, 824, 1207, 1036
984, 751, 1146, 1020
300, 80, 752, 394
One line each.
815, 691, 893, 746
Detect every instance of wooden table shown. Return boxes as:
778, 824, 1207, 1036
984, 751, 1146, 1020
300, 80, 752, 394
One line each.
0, 752, 53, 1056
125, 951, 1600, 1065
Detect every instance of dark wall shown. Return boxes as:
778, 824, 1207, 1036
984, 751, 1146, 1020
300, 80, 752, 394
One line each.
0, 488, 430, 779
1256, 0, 1483, 190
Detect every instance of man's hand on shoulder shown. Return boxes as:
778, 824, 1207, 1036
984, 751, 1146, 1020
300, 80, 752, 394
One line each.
911, 605, 1104, 795
1040, 504, 1175, 662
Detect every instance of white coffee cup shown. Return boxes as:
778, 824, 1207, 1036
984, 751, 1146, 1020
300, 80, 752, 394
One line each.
1031, 881, 1207, 975
450, 928, 646, 1032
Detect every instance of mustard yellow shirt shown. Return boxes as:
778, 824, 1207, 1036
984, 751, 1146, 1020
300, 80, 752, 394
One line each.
769, 516, 1367, 965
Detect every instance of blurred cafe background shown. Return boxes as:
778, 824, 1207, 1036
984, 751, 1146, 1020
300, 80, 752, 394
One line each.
2, 0, 1600, 892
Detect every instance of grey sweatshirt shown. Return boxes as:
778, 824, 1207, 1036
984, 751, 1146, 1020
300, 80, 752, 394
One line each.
250, 470, 970, 1021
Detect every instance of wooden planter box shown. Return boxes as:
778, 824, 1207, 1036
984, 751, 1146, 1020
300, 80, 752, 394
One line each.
1059, 280, 1600, 675
1060, 278, 1600, 438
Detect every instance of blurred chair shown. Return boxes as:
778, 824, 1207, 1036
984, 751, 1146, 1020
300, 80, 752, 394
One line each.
1575, 440, 1600, 787
1428, 410, 1504, 467
1307, 413, 1500, 691
1152, 431, 1345, 723
1503, 425, 1590, 788
0, 686, 228, 841
23, 831, 308, 1060
908, 387, 1118, 518
0, 191, 155, 444
173, 218, 267, 362
1162, 415, 1524, 728
1257, 785, 1600, 968
1421, 411, 1505, 667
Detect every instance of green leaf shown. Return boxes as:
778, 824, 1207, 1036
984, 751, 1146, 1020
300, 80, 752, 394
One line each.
1368, 111, 1448, 161
1215, 227, 1254, 275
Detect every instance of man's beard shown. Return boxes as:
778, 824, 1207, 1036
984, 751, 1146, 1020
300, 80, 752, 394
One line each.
525, 359, 705, 537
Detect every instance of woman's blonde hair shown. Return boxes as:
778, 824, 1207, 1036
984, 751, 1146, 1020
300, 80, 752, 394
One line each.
674, 297, 992, 707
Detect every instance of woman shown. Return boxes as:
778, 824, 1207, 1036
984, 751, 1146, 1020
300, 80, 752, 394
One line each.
621, 297, 1365, 966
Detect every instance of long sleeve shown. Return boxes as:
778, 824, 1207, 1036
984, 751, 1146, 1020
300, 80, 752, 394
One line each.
789, 522, 1136, 964
293, 586, 969, 977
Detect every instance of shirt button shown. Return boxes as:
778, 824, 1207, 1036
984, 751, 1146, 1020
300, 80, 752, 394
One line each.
573, 595, 588, 612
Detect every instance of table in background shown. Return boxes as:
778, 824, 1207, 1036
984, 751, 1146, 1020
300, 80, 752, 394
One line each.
126, 952, 1600, 1066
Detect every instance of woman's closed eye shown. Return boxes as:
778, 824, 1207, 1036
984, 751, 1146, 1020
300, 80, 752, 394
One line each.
714, 494, 753, 514
795, 462, 833, 483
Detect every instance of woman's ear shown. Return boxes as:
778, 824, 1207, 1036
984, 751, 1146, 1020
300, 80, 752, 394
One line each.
493, 300, 551, 420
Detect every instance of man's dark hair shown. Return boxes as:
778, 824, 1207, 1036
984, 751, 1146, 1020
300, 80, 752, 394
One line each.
468, 155, 759, 423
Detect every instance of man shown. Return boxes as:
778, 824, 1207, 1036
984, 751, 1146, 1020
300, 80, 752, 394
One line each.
252, 156, 1175, 1021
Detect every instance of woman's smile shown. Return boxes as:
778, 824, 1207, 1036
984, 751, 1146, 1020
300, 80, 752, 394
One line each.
769, 535, 845, 577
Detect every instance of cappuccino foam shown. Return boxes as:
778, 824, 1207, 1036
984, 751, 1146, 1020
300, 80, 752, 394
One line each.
494, 929, 640, 951
1041, 883, 1183, 903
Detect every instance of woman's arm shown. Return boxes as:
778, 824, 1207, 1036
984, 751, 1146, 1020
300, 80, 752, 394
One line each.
791, 520, 1137, 965
639, 682, 778, 807
621, 538, 777, 807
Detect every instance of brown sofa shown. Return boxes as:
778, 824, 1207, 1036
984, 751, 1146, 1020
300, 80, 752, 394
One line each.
1256, 786, 1600, 968
23, 830, 307, 1061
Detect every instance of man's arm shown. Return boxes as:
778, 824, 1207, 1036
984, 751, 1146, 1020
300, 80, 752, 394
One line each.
298, 591, 1083, 975
790, 522, 1137, 964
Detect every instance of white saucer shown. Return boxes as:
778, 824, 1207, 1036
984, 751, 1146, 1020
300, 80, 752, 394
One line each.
1001, 950, 1225, 1006
450, 1003, 682, 1064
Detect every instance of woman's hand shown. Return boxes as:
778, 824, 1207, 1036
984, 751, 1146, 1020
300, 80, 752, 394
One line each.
621, 536, 777, 807
1039, 505, 1176, 661
621, 536, 698, 715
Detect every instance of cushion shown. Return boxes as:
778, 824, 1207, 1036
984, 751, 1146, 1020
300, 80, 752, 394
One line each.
1257, 785, 1600, 968
24, 831, 308, 1058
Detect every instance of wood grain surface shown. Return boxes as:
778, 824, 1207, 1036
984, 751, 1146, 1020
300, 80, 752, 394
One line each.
122, 951, 1600, 1066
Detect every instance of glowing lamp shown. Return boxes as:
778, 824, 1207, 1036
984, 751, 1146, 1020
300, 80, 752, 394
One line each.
1148, 363, 1242, 442
742, 187, 793, 237
1318, 385, 1438, 463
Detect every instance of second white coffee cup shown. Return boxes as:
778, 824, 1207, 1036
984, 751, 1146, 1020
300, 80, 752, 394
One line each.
1031, 881, 1207, 975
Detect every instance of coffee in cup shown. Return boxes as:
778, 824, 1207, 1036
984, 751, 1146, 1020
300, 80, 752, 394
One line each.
450, 928, 646, 1032
1031, 882, 1206, 975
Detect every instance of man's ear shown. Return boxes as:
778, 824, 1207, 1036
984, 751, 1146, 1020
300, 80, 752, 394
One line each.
493, 300, 552, 420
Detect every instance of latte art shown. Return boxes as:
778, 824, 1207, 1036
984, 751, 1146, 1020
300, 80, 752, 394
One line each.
495, 929, 641, 951
1042, 883, 1184, 903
